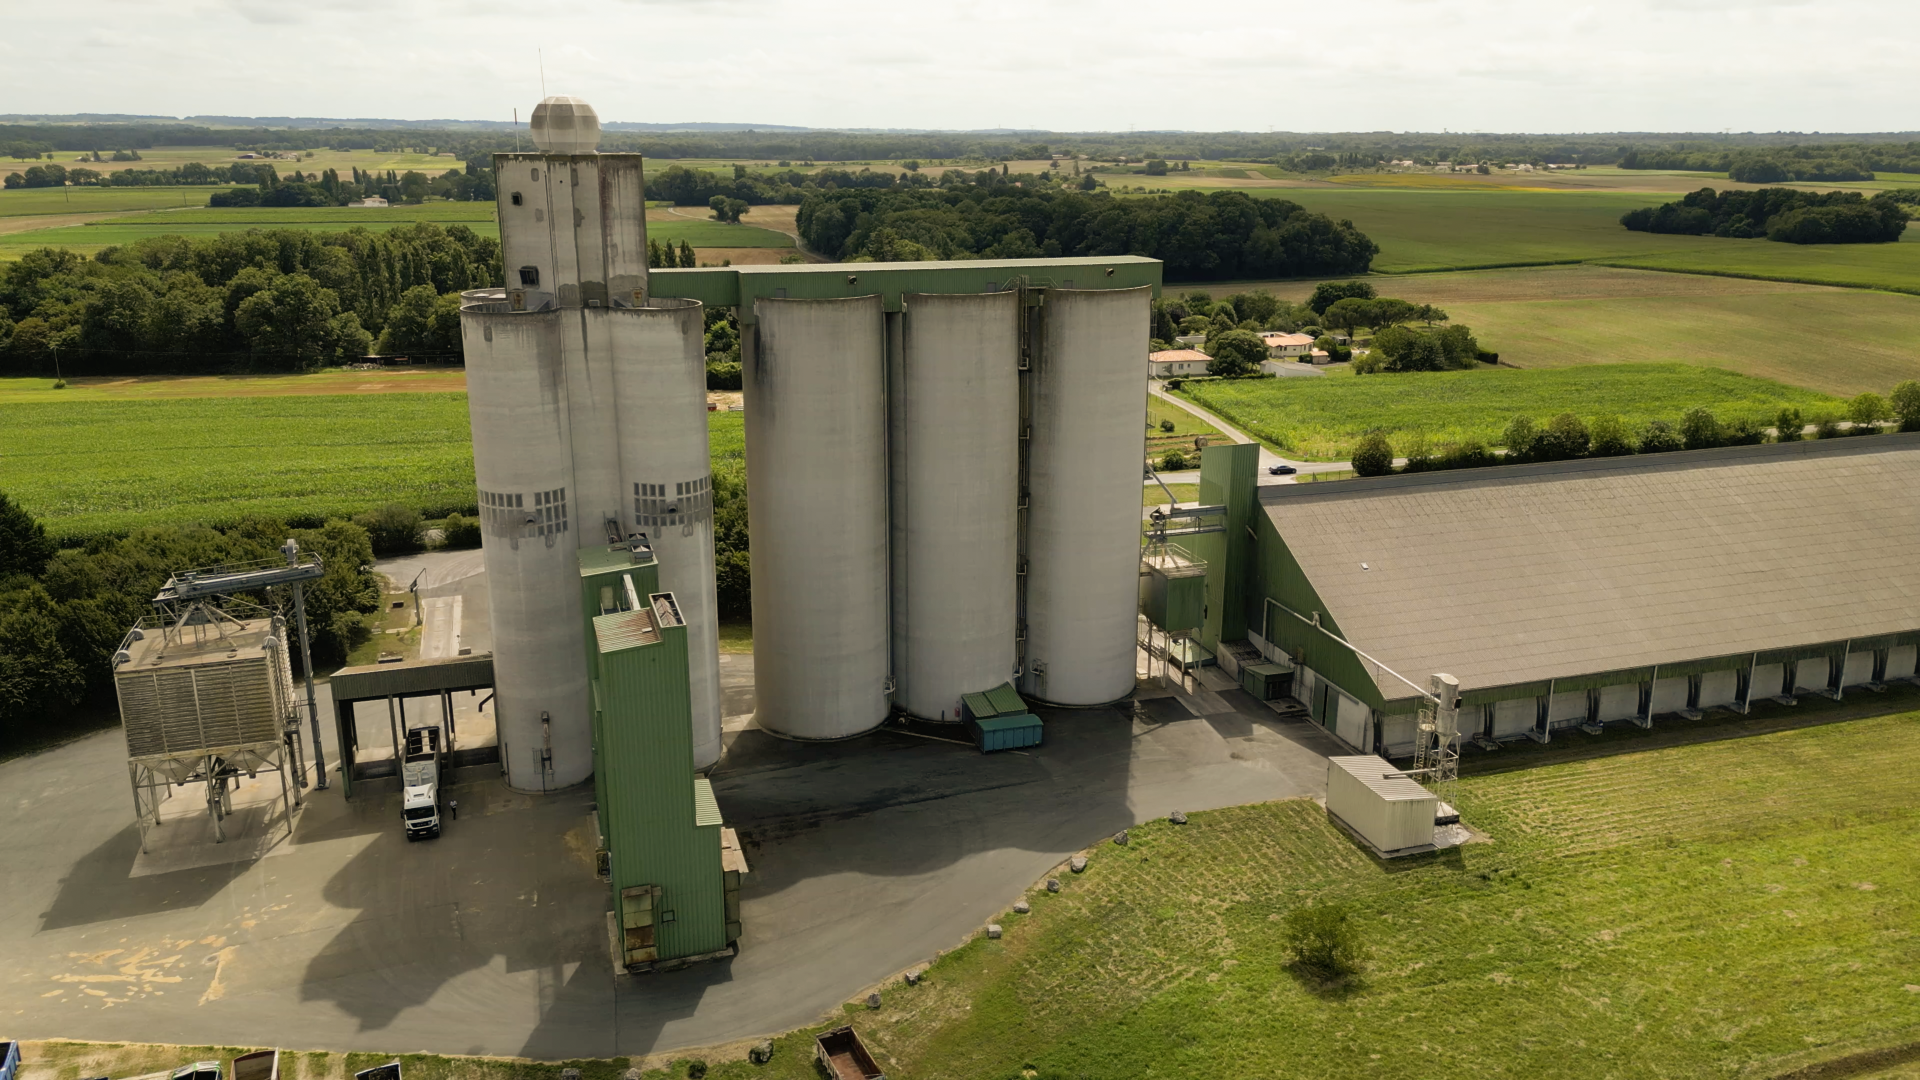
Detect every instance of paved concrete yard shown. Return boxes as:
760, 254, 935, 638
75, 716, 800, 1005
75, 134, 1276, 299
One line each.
0, 677, 1341, 1058
0, 557, 1345, 1058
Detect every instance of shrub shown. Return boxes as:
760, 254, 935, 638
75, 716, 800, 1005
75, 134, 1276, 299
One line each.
440, 513, 482, 549
1640, 418, 1683, 453
1439, 438, 1495, 469
51, 378, 67, 389
1680, 406, 1721, 450
1159, 449, 1188, 471
1537, 412, 1590, 461
1281, 904, 1363, 980
1500, 415, 1540, 461
1589, 415, 1635, 457
1892, 381, 1920, 432
328, 610, 373, 657
706, 361, 742, 391
352, 503, 424, 556
1475, 347, 1499, 364
1812, 413, 1843, 440
1350, 432, 1394, 476
1724, 416, 1766, 446
1848, 392, 1888, 429
1165, 378, 1183, 390
1350, 350, 1384, 375
1400, 431, 1435, 472
1775, 406, 1803, 442
1159, 419, 1176, 433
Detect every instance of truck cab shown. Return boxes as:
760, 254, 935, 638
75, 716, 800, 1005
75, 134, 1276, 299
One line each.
401, 725, 443, 840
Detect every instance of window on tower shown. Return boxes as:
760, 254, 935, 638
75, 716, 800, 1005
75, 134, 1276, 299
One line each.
519, 266, 540, 286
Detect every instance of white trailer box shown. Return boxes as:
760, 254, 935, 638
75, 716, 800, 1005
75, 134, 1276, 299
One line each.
1326, 755, 1436, 856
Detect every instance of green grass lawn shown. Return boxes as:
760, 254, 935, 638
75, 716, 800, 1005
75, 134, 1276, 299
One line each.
0, 186, 217, 218
1177, 363, 1843, 461
1219, 188, 1920, 294
0, 392, 745, 541
1238, 265, 1920, 398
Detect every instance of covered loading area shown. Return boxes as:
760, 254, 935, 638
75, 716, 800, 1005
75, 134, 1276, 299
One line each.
1225, 434, 1920, 757
329, 654, 497, 797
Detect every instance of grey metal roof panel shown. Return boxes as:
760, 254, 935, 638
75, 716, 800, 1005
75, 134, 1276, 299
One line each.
1262, 435, 1920, 701
1329, 755, 1435, 802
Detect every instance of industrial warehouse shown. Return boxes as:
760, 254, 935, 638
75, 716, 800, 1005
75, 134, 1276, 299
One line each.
1175, 434, 1920, 759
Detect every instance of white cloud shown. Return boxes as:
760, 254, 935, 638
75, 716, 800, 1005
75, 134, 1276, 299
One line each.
1, 0, 1916, 132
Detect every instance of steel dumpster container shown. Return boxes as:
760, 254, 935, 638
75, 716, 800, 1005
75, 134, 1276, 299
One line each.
968, 712, 1044, 753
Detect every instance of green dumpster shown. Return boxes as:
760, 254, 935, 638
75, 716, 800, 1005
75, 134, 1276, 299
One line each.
969, 712, 1044, 753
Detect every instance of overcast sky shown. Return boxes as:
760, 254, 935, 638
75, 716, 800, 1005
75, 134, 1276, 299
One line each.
4, 0, 1916, 133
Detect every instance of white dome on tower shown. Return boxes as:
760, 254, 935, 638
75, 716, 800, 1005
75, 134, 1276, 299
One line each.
529, 96, 601, 155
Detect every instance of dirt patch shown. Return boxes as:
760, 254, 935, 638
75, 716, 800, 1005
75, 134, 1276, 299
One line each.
23, 368, 468, 400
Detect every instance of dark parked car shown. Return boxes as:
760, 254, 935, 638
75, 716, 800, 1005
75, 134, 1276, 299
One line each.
1268, 464, 1297, 475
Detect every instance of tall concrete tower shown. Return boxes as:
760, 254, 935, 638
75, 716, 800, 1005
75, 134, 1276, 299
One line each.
460, 97, 723, 791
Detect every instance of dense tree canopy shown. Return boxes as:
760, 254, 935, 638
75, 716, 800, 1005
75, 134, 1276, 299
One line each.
796, 185, 1377, 282
1621, 187, 1909, 244
0, 223, 498, 373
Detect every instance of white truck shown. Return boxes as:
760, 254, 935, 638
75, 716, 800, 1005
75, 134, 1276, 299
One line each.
401, 725, 444, 841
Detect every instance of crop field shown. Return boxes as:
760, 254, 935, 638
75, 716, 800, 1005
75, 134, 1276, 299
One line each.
1176, 363, 1842, 461
0, 369, 469, 403
0, 389, 748, 540
1238, 265, 1920, 397
1164, 187, 1920, 293
7, 145, 465, 177
0, 186, 216, 219
0, 210, 792, 257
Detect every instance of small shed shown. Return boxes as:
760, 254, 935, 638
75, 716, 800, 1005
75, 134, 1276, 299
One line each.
1325, 755, 1435, 856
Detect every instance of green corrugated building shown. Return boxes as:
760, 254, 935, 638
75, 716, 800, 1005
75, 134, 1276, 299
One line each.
579, 541, 743, 970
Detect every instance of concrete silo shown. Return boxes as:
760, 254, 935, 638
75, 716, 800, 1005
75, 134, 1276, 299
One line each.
611, 298, 723, 769
461, 305, 593, 791
890, 291, 1020, 721
746, 295, 891, 739
463, 96, 720, 789
1021, 286, 1152, 706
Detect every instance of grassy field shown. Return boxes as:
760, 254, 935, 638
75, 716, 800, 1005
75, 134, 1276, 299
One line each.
1184, 187, 1920, 294
1144, 482, 1201, 506
0, 185, 216, 218
0, 389, 749, 541
8, 145, 464, 177
1176, 363, 1843, 461
0, 369, 469, 403
0, 212, 792, 257
1237, 265, 1920, 398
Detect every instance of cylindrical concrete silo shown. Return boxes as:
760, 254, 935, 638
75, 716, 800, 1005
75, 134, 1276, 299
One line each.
609, 298, 723, 770
891, 292, 1020, 721
461, 299, 594, 791
1022, 286, 1151, 706
747, 295, 890, 739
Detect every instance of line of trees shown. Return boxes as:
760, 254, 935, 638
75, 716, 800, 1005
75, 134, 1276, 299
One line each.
0, 493, 384, 742
797, 184, 1377, 282
1621, 187, 1910, 244
1618, 143, 1920, 181
1349, 382, 1920, 477
0, 223, 500, 374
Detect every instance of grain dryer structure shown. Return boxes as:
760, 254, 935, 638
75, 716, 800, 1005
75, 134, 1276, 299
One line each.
463, 96, 1163, 794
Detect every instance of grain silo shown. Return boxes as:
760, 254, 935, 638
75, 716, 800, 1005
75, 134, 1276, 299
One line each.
890, 291, 1020, 722
745, 295, 893, 740
1021, 286, 1152, 706
611, 298, 724, 769
462, 97, 720, 791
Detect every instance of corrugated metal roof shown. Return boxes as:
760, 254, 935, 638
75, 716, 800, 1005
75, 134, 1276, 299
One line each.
693, 777, 723, 827
984, 682, 1026, 715
596, 609, 661, 653
1263, 436, 1920, 701
1330, 755, 1434, 802
329, 653, 495, 702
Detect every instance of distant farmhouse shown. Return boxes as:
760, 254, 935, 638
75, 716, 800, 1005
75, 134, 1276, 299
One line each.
1148, 349, 1211, 377
1194, 435, 1920, 758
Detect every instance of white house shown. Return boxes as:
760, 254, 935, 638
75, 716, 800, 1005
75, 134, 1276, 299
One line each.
348, 196, 390, 208
1149, 349, 1212, 378
1259, 331, 1315, 358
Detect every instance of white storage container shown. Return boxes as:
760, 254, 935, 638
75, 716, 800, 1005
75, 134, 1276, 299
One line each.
1326, 755, 1436, 855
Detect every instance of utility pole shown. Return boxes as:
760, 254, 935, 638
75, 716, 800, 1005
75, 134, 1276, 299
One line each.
282, 538, 329, 789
